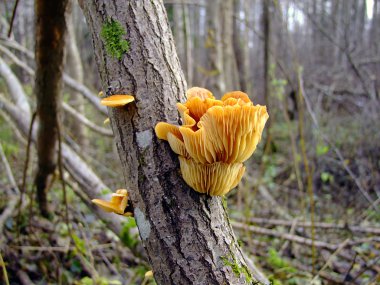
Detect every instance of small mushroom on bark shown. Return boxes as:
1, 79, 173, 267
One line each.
92, 189, 133, 216
100, 94, 134, 107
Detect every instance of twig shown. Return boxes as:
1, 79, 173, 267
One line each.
0, 142, 19, 193
7, 0, 20, 38
349, 255, 380, 283
58, 119, 100, 280
0, 44, 34, 75
97, 249, 122, 278
311, 238, 351, 283
235, 217, 380, 235
232, 221, 380, 251
300, 72, 378, 210
57, 117, 72, 234
16, 112, 36, 241
279, 218, 298, 254
0, 42, 107, 115
297, 69, 316, 271
11, 243, 114, 252
244, 176, 292, 220
0, 38, 34, 59
233, 221, 336, 250
62, 102, 113, 136
0, 195, 17, 245
342, 253, 357, 283
0, 251, 10, 285
16, 270, 35, 285
290, 259, 345, 284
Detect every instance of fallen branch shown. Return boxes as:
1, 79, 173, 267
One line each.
0, 56, 30, 116
63, 102, 112, 136
0, 143, 20, 242
232, 221, 337, 250
236, 217, 380, 235
232, 221, 380, 251
16, 270, 34, 285
0, 42, 107, 115
311, 238, 350, 283
0, 65, 123, 236
299, 73, 378, 211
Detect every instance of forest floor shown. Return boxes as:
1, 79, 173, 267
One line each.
0, 88, 379, 285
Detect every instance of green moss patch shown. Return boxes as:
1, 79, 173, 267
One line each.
101, 19, 130, 60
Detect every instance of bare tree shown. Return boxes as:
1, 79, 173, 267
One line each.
205, 0, 223, 94
34, 0, 68, 217
221, 0, 239, 92
233, 0, 250, 93
262, 0, 272, 149
65, 0, 87, 147
81, 0, 268, 284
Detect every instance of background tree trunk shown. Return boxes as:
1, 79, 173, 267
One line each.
81, 1, 268, 284
205, 0, 223, 94
183, 3, 193, 86
262, 0, 272, 150
233, 0, 250, 93
65, 0, 87, 147
34, 0, 68, 217
221, 0, 239, 93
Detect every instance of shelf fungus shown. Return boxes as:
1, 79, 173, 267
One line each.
100, 94, 134, 107
155, 87, 269, 196
92, 189, 133, 216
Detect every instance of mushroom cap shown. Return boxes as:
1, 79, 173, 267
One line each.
221, 91, 251, 104
179, 157, 246, 196
92, 189, 130, 215
186, 87, 214, 100
100, 95, 135, 107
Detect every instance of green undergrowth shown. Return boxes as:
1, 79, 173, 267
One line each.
221, 254, 255, 284
120, 218, 139, 249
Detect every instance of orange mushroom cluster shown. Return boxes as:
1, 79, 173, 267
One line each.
155, 87, 269, 196
92, 189, 133, 216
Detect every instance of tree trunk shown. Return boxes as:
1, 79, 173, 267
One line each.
233, 0, 250, 93
183, 3, 193, 86
81, 1, 268, 284
205, 0, 223, 94
34, 0, 68, 217
262, 0, 272, 150
173, 3, 185, 70
65, 0, 87, 147
221, 0, 239, 92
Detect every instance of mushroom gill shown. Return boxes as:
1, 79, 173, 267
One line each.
179, 157, 246, 196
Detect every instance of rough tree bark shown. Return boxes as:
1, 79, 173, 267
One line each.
34, 0, 68, 217
81, 1, 268, 284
